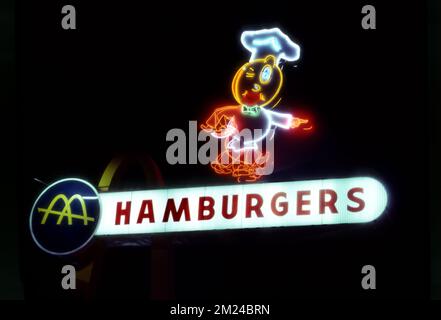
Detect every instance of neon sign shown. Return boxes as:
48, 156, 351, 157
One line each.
29, 178, 100, 255
201, 27, 312, 182
93, 177, 388, 235
29, 177, 388, 255
241, 28, 301, 64
27, 29, 389, 257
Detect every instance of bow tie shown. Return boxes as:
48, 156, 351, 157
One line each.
241, 105, 261, 116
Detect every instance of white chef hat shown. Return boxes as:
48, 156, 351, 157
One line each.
240, 27, 300, 64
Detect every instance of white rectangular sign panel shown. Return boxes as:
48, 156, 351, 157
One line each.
95, 177, 387, 236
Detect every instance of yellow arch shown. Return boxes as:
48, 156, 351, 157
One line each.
38, 194, 95, 226
98, 155, 163, 192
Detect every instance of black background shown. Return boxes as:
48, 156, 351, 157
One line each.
16, 0, 429, 299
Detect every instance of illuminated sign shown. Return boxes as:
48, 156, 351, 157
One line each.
28, 28, 387, 256
30, 177, 388, 254
29, 178, 101, 255
200, 27, 312, 182
96, 177, 387, 234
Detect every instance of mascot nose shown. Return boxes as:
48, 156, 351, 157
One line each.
252, 83, 261, 92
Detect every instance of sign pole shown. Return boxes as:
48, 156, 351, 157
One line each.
98, 154, 173, 300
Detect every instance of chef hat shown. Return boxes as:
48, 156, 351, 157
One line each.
240, 27, 300, 64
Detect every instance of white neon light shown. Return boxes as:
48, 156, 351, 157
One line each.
83, 196, 99, 200
224, 108, 293, 152
210, 119, 238, 139
252, 37, 282, 52
95, 177, 388, 236
241, 28, 301, 63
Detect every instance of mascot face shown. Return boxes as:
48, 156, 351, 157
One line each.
232, 55, 283, 108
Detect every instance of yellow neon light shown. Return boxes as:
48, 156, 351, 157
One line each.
271, 97, 282, 109
98, 157, 123, 191
231, 55, 283, 108
38, 194, 95, 226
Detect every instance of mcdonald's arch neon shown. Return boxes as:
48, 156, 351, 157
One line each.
29, 178, 100, 255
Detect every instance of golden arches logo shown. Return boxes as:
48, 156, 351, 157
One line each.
38, 194, 96, 226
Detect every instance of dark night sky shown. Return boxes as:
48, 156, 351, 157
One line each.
14, 0, 432, 299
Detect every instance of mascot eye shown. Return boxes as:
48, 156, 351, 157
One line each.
260, 65, 273, 84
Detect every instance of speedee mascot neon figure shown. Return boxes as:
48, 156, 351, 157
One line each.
201, 28, 312, 182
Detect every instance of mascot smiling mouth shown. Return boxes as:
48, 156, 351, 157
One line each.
241, 89, 265, 106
